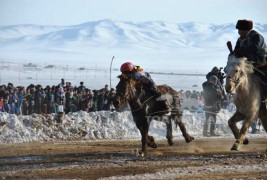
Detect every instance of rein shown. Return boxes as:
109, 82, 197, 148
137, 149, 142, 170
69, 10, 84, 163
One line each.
131, 95, 155, 112
128, 82, 155, 112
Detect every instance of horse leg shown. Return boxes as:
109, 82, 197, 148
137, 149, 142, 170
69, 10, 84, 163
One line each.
259, 116, 267, 132
136, 120, 149, 156
144, 117, 157, 148
230, 113, 254, 151
228, 112, 244, 138
165, 117, 174, 146
259, 116, 267, 153
174, 115, 194, 143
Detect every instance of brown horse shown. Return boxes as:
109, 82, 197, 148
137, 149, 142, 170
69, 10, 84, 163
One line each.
224, 55, 267, 151
113, 74, 194, 156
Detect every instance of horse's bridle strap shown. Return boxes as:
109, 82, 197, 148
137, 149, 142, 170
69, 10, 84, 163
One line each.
131, 95, 155, 112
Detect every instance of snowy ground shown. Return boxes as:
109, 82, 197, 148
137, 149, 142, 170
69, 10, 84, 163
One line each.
0, 107, 266, 179
0, 106, 265, 144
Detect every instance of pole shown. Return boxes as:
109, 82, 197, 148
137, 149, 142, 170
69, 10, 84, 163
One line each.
110, 56, 115, 88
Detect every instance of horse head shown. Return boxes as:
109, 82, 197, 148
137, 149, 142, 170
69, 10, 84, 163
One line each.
113, 74, 136, 110
224, 55, 253, 93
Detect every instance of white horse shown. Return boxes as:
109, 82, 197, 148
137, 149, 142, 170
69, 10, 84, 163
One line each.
224, 55, 267, 151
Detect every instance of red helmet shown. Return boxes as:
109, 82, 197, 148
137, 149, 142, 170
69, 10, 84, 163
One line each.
120, 62, 135, 72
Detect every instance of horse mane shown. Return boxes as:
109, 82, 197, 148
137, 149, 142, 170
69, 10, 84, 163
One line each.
227, 55, 261, 89
117, 74, 129, 79
227, 55, 254, 75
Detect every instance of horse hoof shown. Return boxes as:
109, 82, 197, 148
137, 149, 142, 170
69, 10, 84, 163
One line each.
167, 138, 174, 146
243, 137, 249, 145
147, 135, 157, 148
148, 143, 158, 149
139, 151, 145, 157
185, 135, 194, 143
231, 143, 240, 151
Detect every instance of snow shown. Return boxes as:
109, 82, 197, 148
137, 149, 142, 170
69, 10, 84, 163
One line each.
0, 107, 265, 144
100, 163, 267, 180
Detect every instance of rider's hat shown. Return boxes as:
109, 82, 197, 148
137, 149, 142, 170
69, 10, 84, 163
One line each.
120, 62, 135, 73
236, 19, 253, 31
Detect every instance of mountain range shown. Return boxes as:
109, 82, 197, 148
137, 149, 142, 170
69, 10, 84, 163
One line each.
0, 19, 267, 73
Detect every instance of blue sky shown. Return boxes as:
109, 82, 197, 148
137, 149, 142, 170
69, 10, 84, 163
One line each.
0, 0, 266, 26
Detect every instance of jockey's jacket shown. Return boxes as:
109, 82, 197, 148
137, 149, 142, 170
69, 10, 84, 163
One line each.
132, 71, 156, 90
234, 30, 267, 67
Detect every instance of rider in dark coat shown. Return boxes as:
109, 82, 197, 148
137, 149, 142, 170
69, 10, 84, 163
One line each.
233, 19, 267, 98
234, 19, 267, 73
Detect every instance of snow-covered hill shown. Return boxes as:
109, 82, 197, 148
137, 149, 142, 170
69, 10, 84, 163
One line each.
0, 20, 267, 73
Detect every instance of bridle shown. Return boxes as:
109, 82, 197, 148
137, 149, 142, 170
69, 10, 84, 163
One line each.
225, 65, 245, 89
227, 74, 242, 87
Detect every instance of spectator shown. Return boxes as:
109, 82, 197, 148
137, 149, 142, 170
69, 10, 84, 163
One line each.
202, 75, 224, 137
16, 87, 24, 115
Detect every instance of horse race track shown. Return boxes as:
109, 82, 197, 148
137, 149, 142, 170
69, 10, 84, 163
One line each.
0, 137, 266, 179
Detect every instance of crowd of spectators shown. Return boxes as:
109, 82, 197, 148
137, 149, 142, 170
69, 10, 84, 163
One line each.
0, 78, 233, 116
181, 89, 232, 112
0, 79, 116, 115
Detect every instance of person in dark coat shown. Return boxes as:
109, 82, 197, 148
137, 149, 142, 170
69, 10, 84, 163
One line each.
206, 66, 227, 103
233, 19, 267, 72
206, 66, 225, 85
202, 75, 224, 137
34, 86, 42, 114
